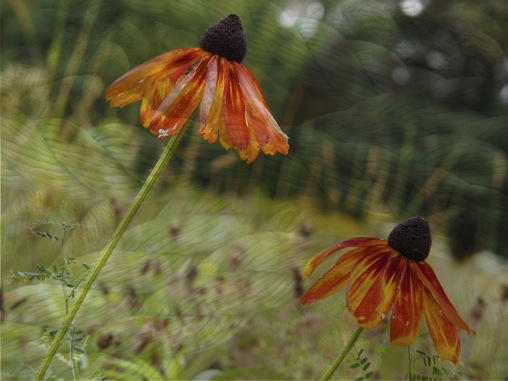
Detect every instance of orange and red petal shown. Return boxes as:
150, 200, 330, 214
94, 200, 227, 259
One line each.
301, 245, 369, 306
423, 288, 461, 364
390, 260, 425, 345
234, 63, 289, 156
302, 241, 390, 306
140, 79, 173, 127
221, 62, 250, 151
237, 125, 262, 164
198, 56, 228, 144
105, 47, 203, 108
233, 63, 270, 147
346, 247, 403, 328
413, 262, 471, 333
303, 237, 383, 280
149, 56, 210, 137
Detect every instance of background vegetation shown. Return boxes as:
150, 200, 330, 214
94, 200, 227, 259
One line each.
2, 0, 507, 379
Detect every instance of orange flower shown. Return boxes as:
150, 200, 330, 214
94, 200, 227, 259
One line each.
302, 216, 472, 364
105, 14, 288, 163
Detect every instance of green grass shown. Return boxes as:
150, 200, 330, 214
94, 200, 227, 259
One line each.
2, 0, 508, 379
2, 174, 507, 379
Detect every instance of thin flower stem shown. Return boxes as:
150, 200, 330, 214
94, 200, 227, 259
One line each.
33, 125, 189, 380
320, 326, 364, 381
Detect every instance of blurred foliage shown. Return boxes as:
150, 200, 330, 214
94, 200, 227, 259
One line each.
2, 0, 507, 258
1, 0, 508, 379
1, 176, 507, 379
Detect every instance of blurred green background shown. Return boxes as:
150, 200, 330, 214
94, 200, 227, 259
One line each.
1, 0, 508, 380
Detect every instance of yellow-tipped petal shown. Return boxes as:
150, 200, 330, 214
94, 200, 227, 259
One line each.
303, 237, 382, 280
221, 62, 250, 151
105, 48, 203, 108
413, 261, 471, 333
199, 56, 228, 144
234, 62, 289, 156
423, 288, 461, 364
390, 260, 425, 345
140, 79, 172, 127
301, 246, 368, 306
346, 246, 399, 328
302, 240, 389, 306
149, 56, 210, 138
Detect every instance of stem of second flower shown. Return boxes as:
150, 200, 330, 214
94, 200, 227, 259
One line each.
320, 326, 364, 381
33, 124, 189, 381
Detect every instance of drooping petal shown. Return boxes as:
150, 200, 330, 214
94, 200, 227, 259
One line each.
237, 125, 261, 163
217, 68, 233, 150
234, 62, 289, 156
220, 61, 250, 150
346, 246, 401, 328
423, 288, 461, 364
140, 79, 172, 127
390, 259, 425, 345
234, 63, 269, 147
349, 250, 406, 328
413, 261, 471, 333
301, 245, 373, 305
199, 56, 228, 143
149, 55, 211, 138
303, 237, 383, 280
105, 48, 204, 108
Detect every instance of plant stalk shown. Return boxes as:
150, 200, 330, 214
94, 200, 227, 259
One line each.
33, 125, 188, 380
320, 326, 364, 381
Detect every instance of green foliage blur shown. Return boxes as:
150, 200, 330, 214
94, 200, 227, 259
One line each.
2, 0, 508, 380
2, 0, 508, 258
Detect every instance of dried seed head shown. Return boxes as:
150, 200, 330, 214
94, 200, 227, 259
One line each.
200, 14, 247, 63
388, 216, 432, 261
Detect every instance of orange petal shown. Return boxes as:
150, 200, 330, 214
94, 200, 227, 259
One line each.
237, 125, 262, 163
413, 261, 471, 333
350, 251, 407, 328
390, 259, 425, 345
105, 47, 203, 108
423, 288, 461, 363
234, 62, 289, 156
140, 79, 172, 127
149, 56, 210, 138
221, 62, 250, 150
346, 246, 401, 328
198, 56, 228, 144
303, 237, 383, 280
301, 245, 370, 306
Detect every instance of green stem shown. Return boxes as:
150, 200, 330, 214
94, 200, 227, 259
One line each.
33, 125, 188, 380
320, 326, 364, 381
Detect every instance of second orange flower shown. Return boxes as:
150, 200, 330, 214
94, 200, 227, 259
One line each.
105, 14, 289, 163
302, 216, 473, 364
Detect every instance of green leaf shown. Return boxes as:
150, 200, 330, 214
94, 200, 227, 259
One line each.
73, 346, 85, 354
100, 357, 164, 380
442, 368, 454, 376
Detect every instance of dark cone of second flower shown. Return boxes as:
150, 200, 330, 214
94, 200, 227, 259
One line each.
200, 14, 247, 63
387, 216, 432, 262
